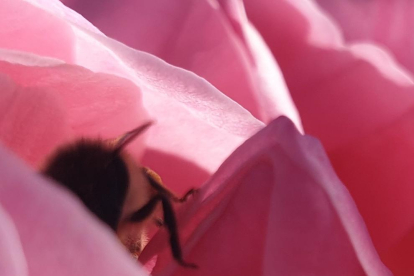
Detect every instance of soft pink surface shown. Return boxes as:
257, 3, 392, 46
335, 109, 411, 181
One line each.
140, 117, 391, 276
52, 0, 302, 127
314, 0, 414, 77
0, 205, 27, 276
0, 72, 69, 167
242, 0, 414, 274
0, 0, 411, 275
244, 0, 414, 148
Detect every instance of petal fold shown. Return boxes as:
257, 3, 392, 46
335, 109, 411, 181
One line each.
140, 117, 391, 276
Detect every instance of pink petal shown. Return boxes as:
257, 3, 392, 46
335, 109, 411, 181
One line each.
0, 50, 150, 166
59, 0, 301, 127
244, 0, 414, 273
0, 205, 28, 276
0, 0, 75, 62
217, 0, 301, 127
0, 144, 150, 276
245, 0, 414, 149
0, 69, 69, 167
314, 0, 414, 76
328, 114, 414, 274
0, 0, 265, 192
140, 117, 391, 276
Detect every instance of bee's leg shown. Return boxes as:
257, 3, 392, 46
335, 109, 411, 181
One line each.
175, 188, 197, 202
129, 195, 162, 222
160, 195, 198, 269
142, 167, 198, 203
132, 192, 198, 268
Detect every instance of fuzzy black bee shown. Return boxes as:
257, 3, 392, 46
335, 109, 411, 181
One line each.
42, 122, 197, 268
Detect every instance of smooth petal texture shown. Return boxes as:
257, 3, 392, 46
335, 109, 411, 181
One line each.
0, 144, 149, 276
140, 117, 391, 276
59, 0, 301, 127
0, 0, 265, 192
216, 0, 301, 128
244, 0, 414, 149
243, 0, 414, 273
314, 0, 414, 76
328, 114, 414, 275
0, 205, 27, 276
0, 72, 69, 167
0, 0, 75, 62
0, 50, 150, 167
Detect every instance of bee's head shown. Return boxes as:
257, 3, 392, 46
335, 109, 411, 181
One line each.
43, 140, 129, 230
42, 122, 153, 230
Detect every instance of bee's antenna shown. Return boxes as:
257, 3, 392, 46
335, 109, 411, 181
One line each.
113, 121, 153, 153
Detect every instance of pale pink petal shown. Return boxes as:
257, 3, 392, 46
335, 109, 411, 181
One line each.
0, 205, 28, 276
0, 0, 75, 62
0, 50, 150, 166
140, 117, 391, 276
78, 34, 264, 192
0, 0, 264, 192
216, 0, 301, 128
314, 0, 414, 76
244, 0, 414, 273
0, 144, 150, 276
58, 0, 301, 127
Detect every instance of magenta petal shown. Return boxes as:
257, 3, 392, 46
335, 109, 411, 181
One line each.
140, 117, 391, 276
0, 145, 150, 276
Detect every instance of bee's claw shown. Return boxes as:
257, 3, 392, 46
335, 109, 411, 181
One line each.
177, 188, 198, 203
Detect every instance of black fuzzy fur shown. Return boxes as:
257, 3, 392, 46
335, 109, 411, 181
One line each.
43, 139, 128, 230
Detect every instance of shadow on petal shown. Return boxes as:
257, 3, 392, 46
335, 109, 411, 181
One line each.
140, 117, 391, 276
142, 148, 211, 194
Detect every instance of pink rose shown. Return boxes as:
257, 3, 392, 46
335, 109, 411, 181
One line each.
1, 0, 410, 275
